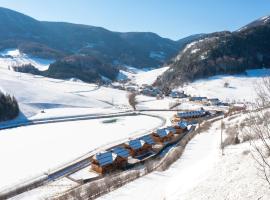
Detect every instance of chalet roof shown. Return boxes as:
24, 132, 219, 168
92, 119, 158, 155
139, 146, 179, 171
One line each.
140, 135, 155, 145
128, 139, 145, 150
94, 151, 117, 167
166, 126, 177, 134
111, 147, 130, 158
190, 97, 207, 101
177, 110, 206, 118
177, 121, 188, 129
156, 128, 170, 138
208, 98, 219, 101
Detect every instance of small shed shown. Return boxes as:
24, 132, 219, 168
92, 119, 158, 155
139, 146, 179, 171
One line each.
91, 151, 117, 174
124, 139, 152, 157
152, 128, 175, 144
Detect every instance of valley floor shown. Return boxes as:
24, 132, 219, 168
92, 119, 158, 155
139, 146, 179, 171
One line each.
1, 65, 270, 199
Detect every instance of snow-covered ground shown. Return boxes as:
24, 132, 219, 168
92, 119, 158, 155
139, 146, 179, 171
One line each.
117, 66, 169, 86
99, 120, 221, 200
0, 115, 163, 191
99, 115, 270, 200
11, 177, 79, 200
0, 67, 131, 120
180, 69, 270, 103
0, 49, 54, 71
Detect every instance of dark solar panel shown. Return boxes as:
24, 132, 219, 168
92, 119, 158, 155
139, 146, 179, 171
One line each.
140, 135, 155, 145
177, 121, 188, 129
129, 139, 143, 150
178, 110, 206, 118
96, 151, 114, 167
112, 147, 129, 158
166, 127, 176, 134
156, 128, 169, 138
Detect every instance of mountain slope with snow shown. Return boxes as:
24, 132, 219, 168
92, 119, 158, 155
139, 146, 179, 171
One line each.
156, 15, 270, 89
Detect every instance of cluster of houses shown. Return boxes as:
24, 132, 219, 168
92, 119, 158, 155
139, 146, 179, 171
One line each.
91, 119, 192, 174
91, 109, 212, 175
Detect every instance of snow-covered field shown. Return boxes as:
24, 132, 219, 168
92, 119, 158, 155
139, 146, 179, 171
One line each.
118, 66, 169, 86
180, 69, 270, 102
0, 115, 163, 191
0, 66, 131, 120
0, 49, 54, 71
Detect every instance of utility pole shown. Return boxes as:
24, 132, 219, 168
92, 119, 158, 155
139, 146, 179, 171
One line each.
221, 116, 225, 156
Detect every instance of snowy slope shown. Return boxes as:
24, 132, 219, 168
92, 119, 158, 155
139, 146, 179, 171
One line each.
117, 66, 169, 86
0, 49, 54, 71
99, 120, 221, 200
180, 69, 270, 102
0, 66, 131, 120
99, 115, 270, 200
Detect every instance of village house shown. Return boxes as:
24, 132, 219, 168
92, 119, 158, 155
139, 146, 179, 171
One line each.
152, 128, 175, 144
170, 91, 187, 98
172, 110, 208, 122
111, 146, 130, 168
189, 96, 208, 104
173, 121, 188, 134
91, 151, 117, 174
139, 135, 156, 146
124, 139, 152, 157
208, 98, 220, 106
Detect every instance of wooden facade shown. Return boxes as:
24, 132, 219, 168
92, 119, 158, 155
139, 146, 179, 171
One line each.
124, 139, 152, 157
152, 128, 175, 144
91, 151, 128, 174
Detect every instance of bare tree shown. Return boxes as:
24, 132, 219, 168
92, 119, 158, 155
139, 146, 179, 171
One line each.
127, 92, 138, 110
245, 77, 270, 187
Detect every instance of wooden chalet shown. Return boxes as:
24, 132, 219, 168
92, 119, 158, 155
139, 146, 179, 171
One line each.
152, 128, 175, 144
173, 121, 188, 134
91, 151, 117, 174
173, 110, 207, 122
139, 134, 156, 146
111, 146, 130, 168
124, 139, 152, 157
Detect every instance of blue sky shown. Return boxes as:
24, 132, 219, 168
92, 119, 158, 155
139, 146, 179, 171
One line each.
0, 0, 269, 40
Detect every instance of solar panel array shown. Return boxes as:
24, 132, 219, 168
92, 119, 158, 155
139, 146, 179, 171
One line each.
112, 147, 130, 158
177, 110, 206, 118
128, 139, 144, 150
95, 151, 115, 167
166, 126, 176, 134
156, 128, 170, 138
177, 121, 188, 129
140, 135, 155, 145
